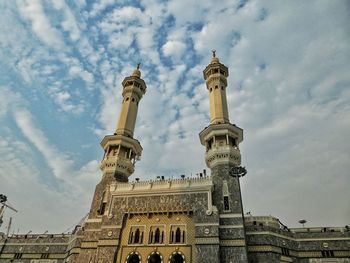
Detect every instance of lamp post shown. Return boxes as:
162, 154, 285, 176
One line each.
298, 219, 307, 228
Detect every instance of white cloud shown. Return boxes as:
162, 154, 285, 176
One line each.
162, 40, 186, 61
166, 0, 213, 25
0, 134, 99, 233
89, 0, 115, 17
17, 0, 64, 48
0, 87, 99, 232
108, 6, 146, 24
69, 65, 94, 85
51, 0, 81, 41
14, 109, 73, 180
74, 0, 86, 8
0, 86, 23, 117
53, 91, 84, 114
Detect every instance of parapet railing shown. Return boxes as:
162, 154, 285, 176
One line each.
109, 175, 213, 192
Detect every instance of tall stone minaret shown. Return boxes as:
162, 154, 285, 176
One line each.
72, 66, 147, 263
199, 51, 248, 263
100, 64, 146, 182
199, 51, 243, 169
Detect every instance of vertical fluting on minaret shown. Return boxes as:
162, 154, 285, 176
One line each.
100, 64, 147, 182
199, 51, 243, 169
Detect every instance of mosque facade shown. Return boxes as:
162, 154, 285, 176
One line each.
0, 53, 349, 263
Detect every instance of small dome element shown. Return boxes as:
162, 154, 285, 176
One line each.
210, 49, 219, 64
132, 63, 141, 78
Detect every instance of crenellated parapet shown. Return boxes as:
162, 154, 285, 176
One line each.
109, 175, 213, 192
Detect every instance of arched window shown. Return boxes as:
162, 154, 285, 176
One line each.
149, 230, 153, 243
129, 228, 144, 244
140, 231, 143, 243
154, 228, 160, 243
134, 228, 140, 243
175, 228, 181, 243
170, 253, 184, 263
98, 191, 106, 215
223, 196, 230, 211
128, 231, 134, 244
170, 231, 174, 243
127, 254, 141, 263
148, 253, 162, 263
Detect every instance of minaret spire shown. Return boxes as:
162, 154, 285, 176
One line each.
203, 50, 230, 124
199, 51, 243, 169
100, 64, 147, 182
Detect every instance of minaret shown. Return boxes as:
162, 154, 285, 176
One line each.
199, 51, 248, 263
199, 51, 243, 169
100, 64, 146, 182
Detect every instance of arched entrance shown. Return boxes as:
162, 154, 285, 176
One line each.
148, 252, 162, 263
169, 252, 185, 263
126, 252, 141, 263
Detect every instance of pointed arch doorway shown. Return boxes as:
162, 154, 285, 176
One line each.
169, 252, 184, 263
127, 254, 140, 263
147, 252, 162, 263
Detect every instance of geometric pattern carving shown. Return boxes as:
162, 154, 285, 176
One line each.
219, 239, 246, 247
195, 237, 220, 245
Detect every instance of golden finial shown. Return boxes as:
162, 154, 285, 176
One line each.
210, 49, 219, 64
132, 62, 141, 77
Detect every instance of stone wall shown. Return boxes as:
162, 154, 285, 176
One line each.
2, 172, 349, 263
246, 224, 350, 262
210, 164, 249, 262
0, 234, 70, 262
73, 176, 215, 263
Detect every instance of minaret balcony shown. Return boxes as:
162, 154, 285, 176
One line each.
203, 63, 229, 80
205, 145, 241, 168
100, 155, 134, 176
205, 73, 228, 88
199, 123, 243, 146
100, 134, 142, 156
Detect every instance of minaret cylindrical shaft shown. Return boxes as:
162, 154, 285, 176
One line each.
115, 90, 140, 137
115, 66, 145, 137
203, 51, 230, 124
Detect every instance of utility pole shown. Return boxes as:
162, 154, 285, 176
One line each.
0, 193, 17, 260
6, 217, 12, 237
0, 194, 18, 229
0, 217, 12, 258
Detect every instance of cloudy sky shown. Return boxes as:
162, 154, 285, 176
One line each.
0, 0, 349, 234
